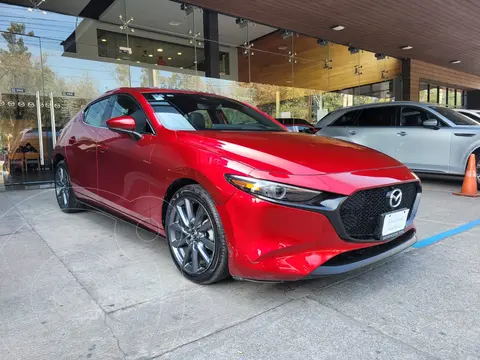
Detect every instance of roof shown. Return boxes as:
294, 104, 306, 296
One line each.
105, 87, 218, 96
187, 0, 480, 77
329, 101, 434, 113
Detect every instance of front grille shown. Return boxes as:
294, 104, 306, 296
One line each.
340, 182, 418, 240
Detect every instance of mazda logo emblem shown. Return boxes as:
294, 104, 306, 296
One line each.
388, 189, 402, 208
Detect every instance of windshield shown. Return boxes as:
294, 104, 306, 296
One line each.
143, 93, 285, 132
430, 106, 480, 126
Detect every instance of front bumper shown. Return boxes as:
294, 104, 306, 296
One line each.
217, 184, 419, 282
306, 229, 416, 277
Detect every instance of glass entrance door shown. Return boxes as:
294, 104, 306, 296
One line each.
0, 31, 54, 186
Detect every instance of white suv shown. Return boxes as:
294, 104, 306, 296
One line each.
316, 101, 480, 183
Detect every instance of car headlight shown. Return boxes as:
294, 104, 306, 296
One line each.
225, 174, 321, 202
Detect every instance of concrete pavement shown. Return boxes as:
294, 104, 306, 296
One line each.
0, 179, 479, 359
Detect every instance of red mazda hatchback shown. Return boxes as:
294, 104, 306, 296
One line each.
53, 88, 421, 284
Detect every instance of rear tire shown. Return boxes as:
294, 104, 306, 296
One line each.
165, 184, 230, 284
55, 160, 83, 213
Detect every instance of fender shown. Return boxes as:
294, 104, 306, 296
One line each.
457, 139, 480, 174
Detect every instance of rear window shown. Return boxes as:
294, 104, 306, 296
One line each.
458, 112, 480, 122
431, 106, 479, 125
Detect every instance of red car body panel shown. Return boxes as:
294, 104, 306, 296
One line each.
54, 87, 419, 281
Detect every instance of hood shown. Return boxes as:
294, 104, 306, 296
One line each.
177, 131, 405, 175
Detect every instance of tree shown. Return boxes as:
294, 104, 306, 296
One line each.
0, 23, 42, 151
113, 64, 131, 87
0, 22, 100, 154
1, 23, 34, 54
156, 70, 200, 91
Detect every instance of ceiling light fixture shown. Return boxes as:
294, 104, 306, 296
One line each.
101, 38, 107, 42
450, 60, 461, 64
317, 39, 328, 47
331, 25, 345, 31
168, 57, 172, 60
235, 18, 249, 29
157, 48, 163, 52
180, 67, 184, 69
181, 3, 194, 16
148, 54, 153, 57
27, 0, 47, 14
400, 45, 413, 50
348, 46, 360, 55
177, 52, 182, 55
136, 61, 140, 63
281, 30, 293, 39
119, 14, 134, 33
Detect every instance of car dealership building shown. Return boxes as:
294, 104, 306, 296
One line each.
1, 0, 480, 189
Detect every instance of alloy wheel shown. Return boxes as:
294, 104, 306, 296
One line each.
55, 166, 69, 208
168, 197, 215, 275
477, 159, 480, 184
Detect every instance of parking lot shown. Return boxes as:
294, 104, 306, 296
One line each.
0, 178, 479, 360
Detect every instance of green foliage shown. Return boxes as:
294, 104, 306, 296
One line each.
0, 22, 100, 151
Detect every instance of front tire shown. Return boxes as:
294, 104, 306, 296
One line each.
55, 160, 83, 213
165, 184, 229, 284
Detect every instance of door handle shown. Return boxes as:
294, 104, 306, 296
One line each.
397, 131, 407, 136
348, 130, 357, 135
98, 144, 108, 153
68, 136, 76, 145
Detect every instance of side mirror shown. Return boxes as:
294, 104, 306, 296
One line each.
422, 119, 439, 129
300, 128, 316, 134
106, 116, 142, 140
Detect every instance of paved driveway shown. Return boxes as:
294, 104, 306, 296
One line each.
0, 179, 479, 360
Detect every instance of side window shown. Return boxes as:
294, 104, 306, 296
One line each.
400, 106, 433, 127
221, 107, 257, 125
84, 98, 110, 127
357, 107, 397, 127
187, 110, 213, 129
332, 110, 361, 126
459, 112, 479, 121
111, 95, 153, 134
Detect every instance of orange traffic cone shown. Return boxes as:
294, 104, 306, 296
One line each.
453, 154, 480, 197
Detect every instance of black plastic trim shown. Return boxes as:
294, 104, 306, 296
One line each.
454, 133, 476, 137
306, 230, 416, 277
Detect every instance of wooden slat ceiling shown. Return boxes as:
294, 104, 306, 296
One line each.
187, 0, 480, 76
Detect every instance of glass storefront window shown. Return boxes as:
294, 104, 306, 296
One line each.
0, 0, 403, 187
439, 86, 446, 106
419, 82, 466, 108
457, 90, 464, 107
97, 29, 230, 74
419, 82, 428, 102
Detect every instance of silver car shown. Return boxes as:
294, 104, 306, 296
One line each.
454, 109, 480, 124
316, 101, 480, 183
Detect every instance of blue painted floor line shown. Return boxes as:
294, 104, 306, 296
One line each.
413, 218, 480, 248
